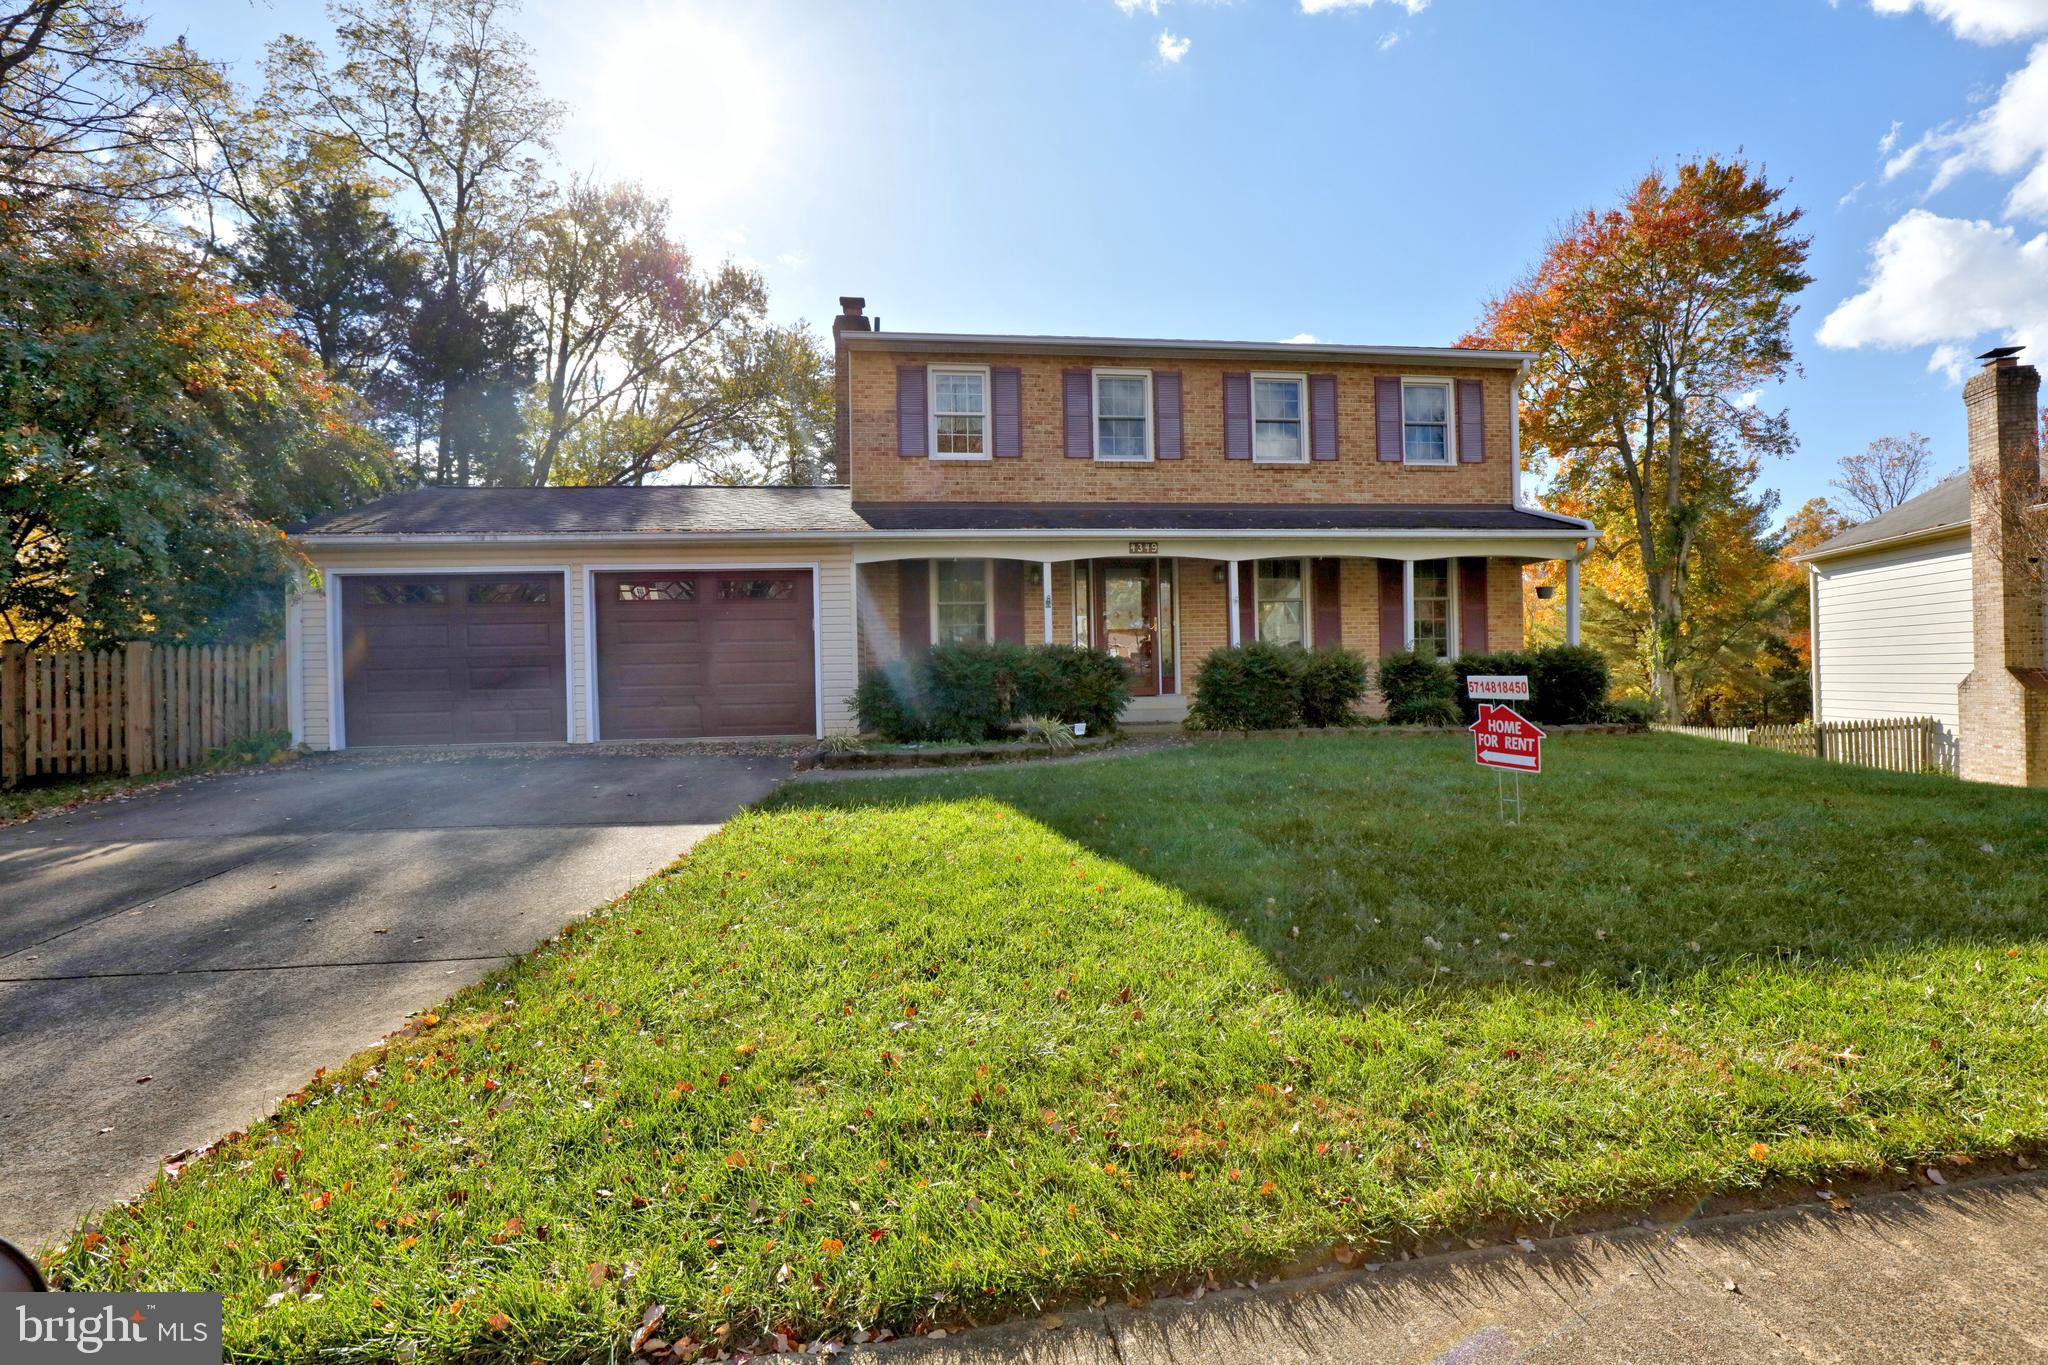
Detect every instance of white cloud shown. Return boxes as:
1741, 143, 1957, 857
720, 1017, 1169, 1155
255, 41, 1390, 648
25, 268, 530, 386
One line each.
775, 250, 808, 270
1116, 0, 1162, 14
1278, 332, 1318, 344
1376, 30, 1402, 50
1156, 28, 1191, 62
1839, 180, 1868, 207
1878, 119, 1904, 154
1734, 389, 1764, 409
1885, 40, 2048, 220
1867, 0, 2048, 43
1817, 209, 2048, 375
1301, 0, 1429, 14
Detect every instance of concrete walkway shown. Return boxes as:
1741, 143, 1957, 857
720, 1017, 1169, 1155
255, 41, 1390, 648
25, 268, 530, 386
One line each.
848, 1170, 2048, 1363
0, 752, 787, 1251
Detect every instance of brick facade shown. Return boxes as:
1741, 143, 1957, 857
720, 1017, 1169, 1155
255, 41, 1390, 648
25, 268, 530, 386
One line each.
844, 345, 1517, 507
1958, 359, 2048, 787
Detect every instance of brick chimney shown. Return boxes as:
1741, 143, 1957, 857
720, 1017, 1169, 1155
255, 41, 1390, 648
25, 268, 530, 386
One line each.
829, 297, 871, 483
1957, 347, 2048, 785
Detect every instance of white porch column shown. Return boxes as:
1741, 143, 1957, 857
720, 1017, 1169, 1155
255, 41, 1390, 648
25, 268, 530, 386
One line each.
1226, 559, 1241, 646
1041, 559, 1054, 643
1565, 557, 1582, 646
1401, 559, 1415, 650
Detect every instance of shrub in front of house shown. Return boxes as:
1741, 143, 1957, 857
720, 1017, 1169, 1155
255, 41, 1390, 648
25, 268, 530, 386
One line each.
852, 659, 933, 742
1185, 642, 1304, 731
1602, 696, 1657, 727
1296, 647, 1370, 727
852, 642, 1129, 743
1378, 647, 1461, 725
1527, 644, 1611, 725
1014, 644, 1130, 736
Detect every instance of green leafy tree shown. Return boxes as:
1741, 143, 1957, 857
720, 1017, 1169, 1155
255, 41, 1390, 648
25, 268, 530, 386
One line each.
266, 0, 560, 484
229, 180, 425, 405
1, 203, 393, 646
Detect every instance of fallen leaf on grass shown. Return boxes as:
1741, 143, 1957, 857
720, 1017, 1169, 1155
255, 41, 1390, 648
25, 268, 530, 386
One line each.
484, 1312, 511, 1333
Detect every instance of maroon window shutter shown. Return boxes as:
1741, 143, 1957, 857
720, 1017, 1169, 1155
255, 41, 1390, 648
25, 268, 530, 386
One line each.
1457, 378, 1486, 463
899, 559, 930, 648
1238, 560, 1258, 642
897, 366, 928, 458
1063, 369, 1093, 458
1223, 372, 1251, 460
1312, 558, 1341, 648
1458, 557, 1489, 652
1377, 560, 1405, 656
1155, 371, 1183, 459
1375, 377, 1403, 461
1309, 374, 1339, 461
993, 560, 1025, 643
992, 367, 1022, 458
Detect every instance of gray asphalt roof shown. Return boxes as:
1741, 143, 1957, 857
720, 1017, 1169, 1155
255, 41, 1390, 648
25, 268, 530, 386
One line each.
1803, 473, 1971, 560
294, 487, 1591, 538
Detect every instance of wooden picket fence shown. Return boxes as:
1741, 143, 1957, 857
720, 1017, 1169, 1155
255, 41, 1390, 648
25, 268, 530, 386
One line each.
1659, 716, 1959, 777
1, 640, 287, 786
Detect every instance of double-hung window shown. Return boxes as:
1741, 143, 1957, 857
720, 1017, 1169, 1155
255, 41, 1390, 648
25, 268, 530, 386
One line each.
930, 367, 989, 459
932, 559, 991, 644
1093, 370, 1151, 461
1412, 559, 1454, 659
1255, 559, 1307, 648
1402, 380, 1455, 465
1251, 374, 1307, 464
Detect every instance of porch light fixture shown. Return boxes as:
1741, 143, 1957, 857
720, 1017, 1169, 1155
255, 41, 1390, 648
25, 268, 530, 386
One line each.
1535, 585, 1556, 600
1027, 564, 1043, 587
1212, 564, 1228, 584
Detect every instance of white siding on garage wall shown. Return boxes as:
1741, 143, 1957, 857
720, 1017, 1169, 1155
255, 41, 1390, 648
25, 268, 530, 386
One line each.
295, 541, 859, 749
1813, 535, 1972, 735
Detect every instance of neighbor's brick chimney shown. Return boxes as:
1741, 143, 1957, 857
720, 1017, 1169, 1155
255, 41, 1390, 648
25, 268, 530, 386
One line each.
830, 296, 872, 483
1957, 348, 2048, 786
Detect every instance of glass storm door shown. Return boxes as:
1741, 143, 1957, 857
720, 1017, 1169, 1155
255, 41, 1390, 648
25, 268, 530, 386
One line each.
1096, 560, 1160, 697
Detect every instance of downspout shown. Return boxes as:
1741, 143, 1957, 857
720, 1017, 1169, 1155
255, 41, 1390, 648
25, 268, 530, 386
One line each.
1511, 359, 1527, 508
1806, 561, 1822, 724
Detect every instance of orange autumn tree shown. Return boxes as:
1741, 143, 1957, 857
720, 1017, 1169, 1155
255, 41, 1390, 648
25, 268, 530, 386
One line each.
1466, 157, 1812, 721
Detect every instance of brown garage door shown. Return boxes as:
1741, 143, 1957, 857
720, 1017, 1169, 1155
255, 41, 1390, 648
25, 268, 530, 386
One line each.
341, 573, 567, 746
595, 570, 815, 739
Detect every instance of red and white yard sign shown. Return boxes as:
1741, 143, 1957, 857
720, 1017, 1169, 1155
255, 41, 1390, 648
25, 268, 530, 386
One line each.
1470, 703, 1545, 774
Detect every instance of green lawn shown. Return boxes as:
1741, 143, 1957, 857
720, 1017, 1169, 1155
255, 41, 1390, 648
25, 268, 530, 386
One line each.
49, 734, 2048, 1361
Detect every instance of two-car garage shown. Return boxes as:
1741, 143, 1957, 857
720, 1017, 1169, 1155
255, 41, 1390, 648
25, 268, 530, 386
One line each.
337, 568, 816, 747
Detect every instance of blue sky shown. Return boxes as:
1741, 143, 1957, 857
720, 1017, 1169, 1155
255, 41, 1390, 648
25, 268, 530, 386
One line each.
145, 0, 2048, 517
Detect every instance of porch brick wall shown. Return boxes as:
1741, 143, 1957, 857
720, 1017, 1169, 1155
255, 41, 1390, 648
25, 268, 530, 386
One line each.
856, 561, 901, 671
846, 347, 1516, 506
1486, 559, 1525, 651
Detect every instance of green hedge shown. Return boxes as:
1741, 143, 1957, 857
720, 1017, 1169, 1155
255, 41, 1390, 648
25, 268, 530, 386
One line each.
1185, 643, 1369, 731
1377, 648, 1461, 726
851, 642, 1130, 743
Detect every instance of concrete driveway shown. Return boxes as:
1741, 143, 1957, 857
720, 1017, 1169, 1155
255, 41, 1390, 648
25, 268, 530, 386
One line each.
0, 751, 789, 1251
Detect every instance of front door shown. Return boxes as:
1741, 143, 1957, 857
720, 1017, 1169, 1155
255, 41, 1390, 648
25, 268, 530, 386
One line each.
1096, 560, 1160, 697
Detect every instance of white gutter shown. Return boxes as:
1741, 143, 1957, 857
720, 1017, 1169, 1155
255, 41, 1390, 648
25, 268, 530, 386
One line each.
297, 523, 1599, 549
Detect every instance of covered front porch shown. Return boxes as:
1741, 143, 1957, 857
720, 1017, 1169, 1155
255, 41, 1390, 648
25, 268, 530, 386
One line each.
852, 530, 1589, 723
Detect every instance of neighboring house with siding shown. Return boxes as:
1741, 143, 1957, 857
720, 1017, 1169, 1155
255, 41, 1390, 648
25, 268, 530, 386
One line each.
1802, 474, 1972, 739
1799, 349, 2048, 786
284, 296, 1596, 749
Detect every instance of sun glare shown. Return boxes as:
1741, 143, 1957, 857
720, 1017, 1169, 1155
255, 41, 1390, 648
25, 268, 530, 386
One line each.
575, 6, 789, 240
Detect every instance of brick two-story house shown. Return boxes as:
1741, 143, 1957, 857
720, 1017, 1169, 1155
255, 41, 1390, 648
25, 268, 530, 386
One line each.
285, 297, 1594, 747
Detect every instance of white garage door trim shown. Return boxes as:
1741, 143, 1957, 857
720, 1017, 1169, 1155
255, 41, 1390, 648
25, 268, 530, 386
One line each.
326, 565, 573, 751
581, 561, 824, 743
